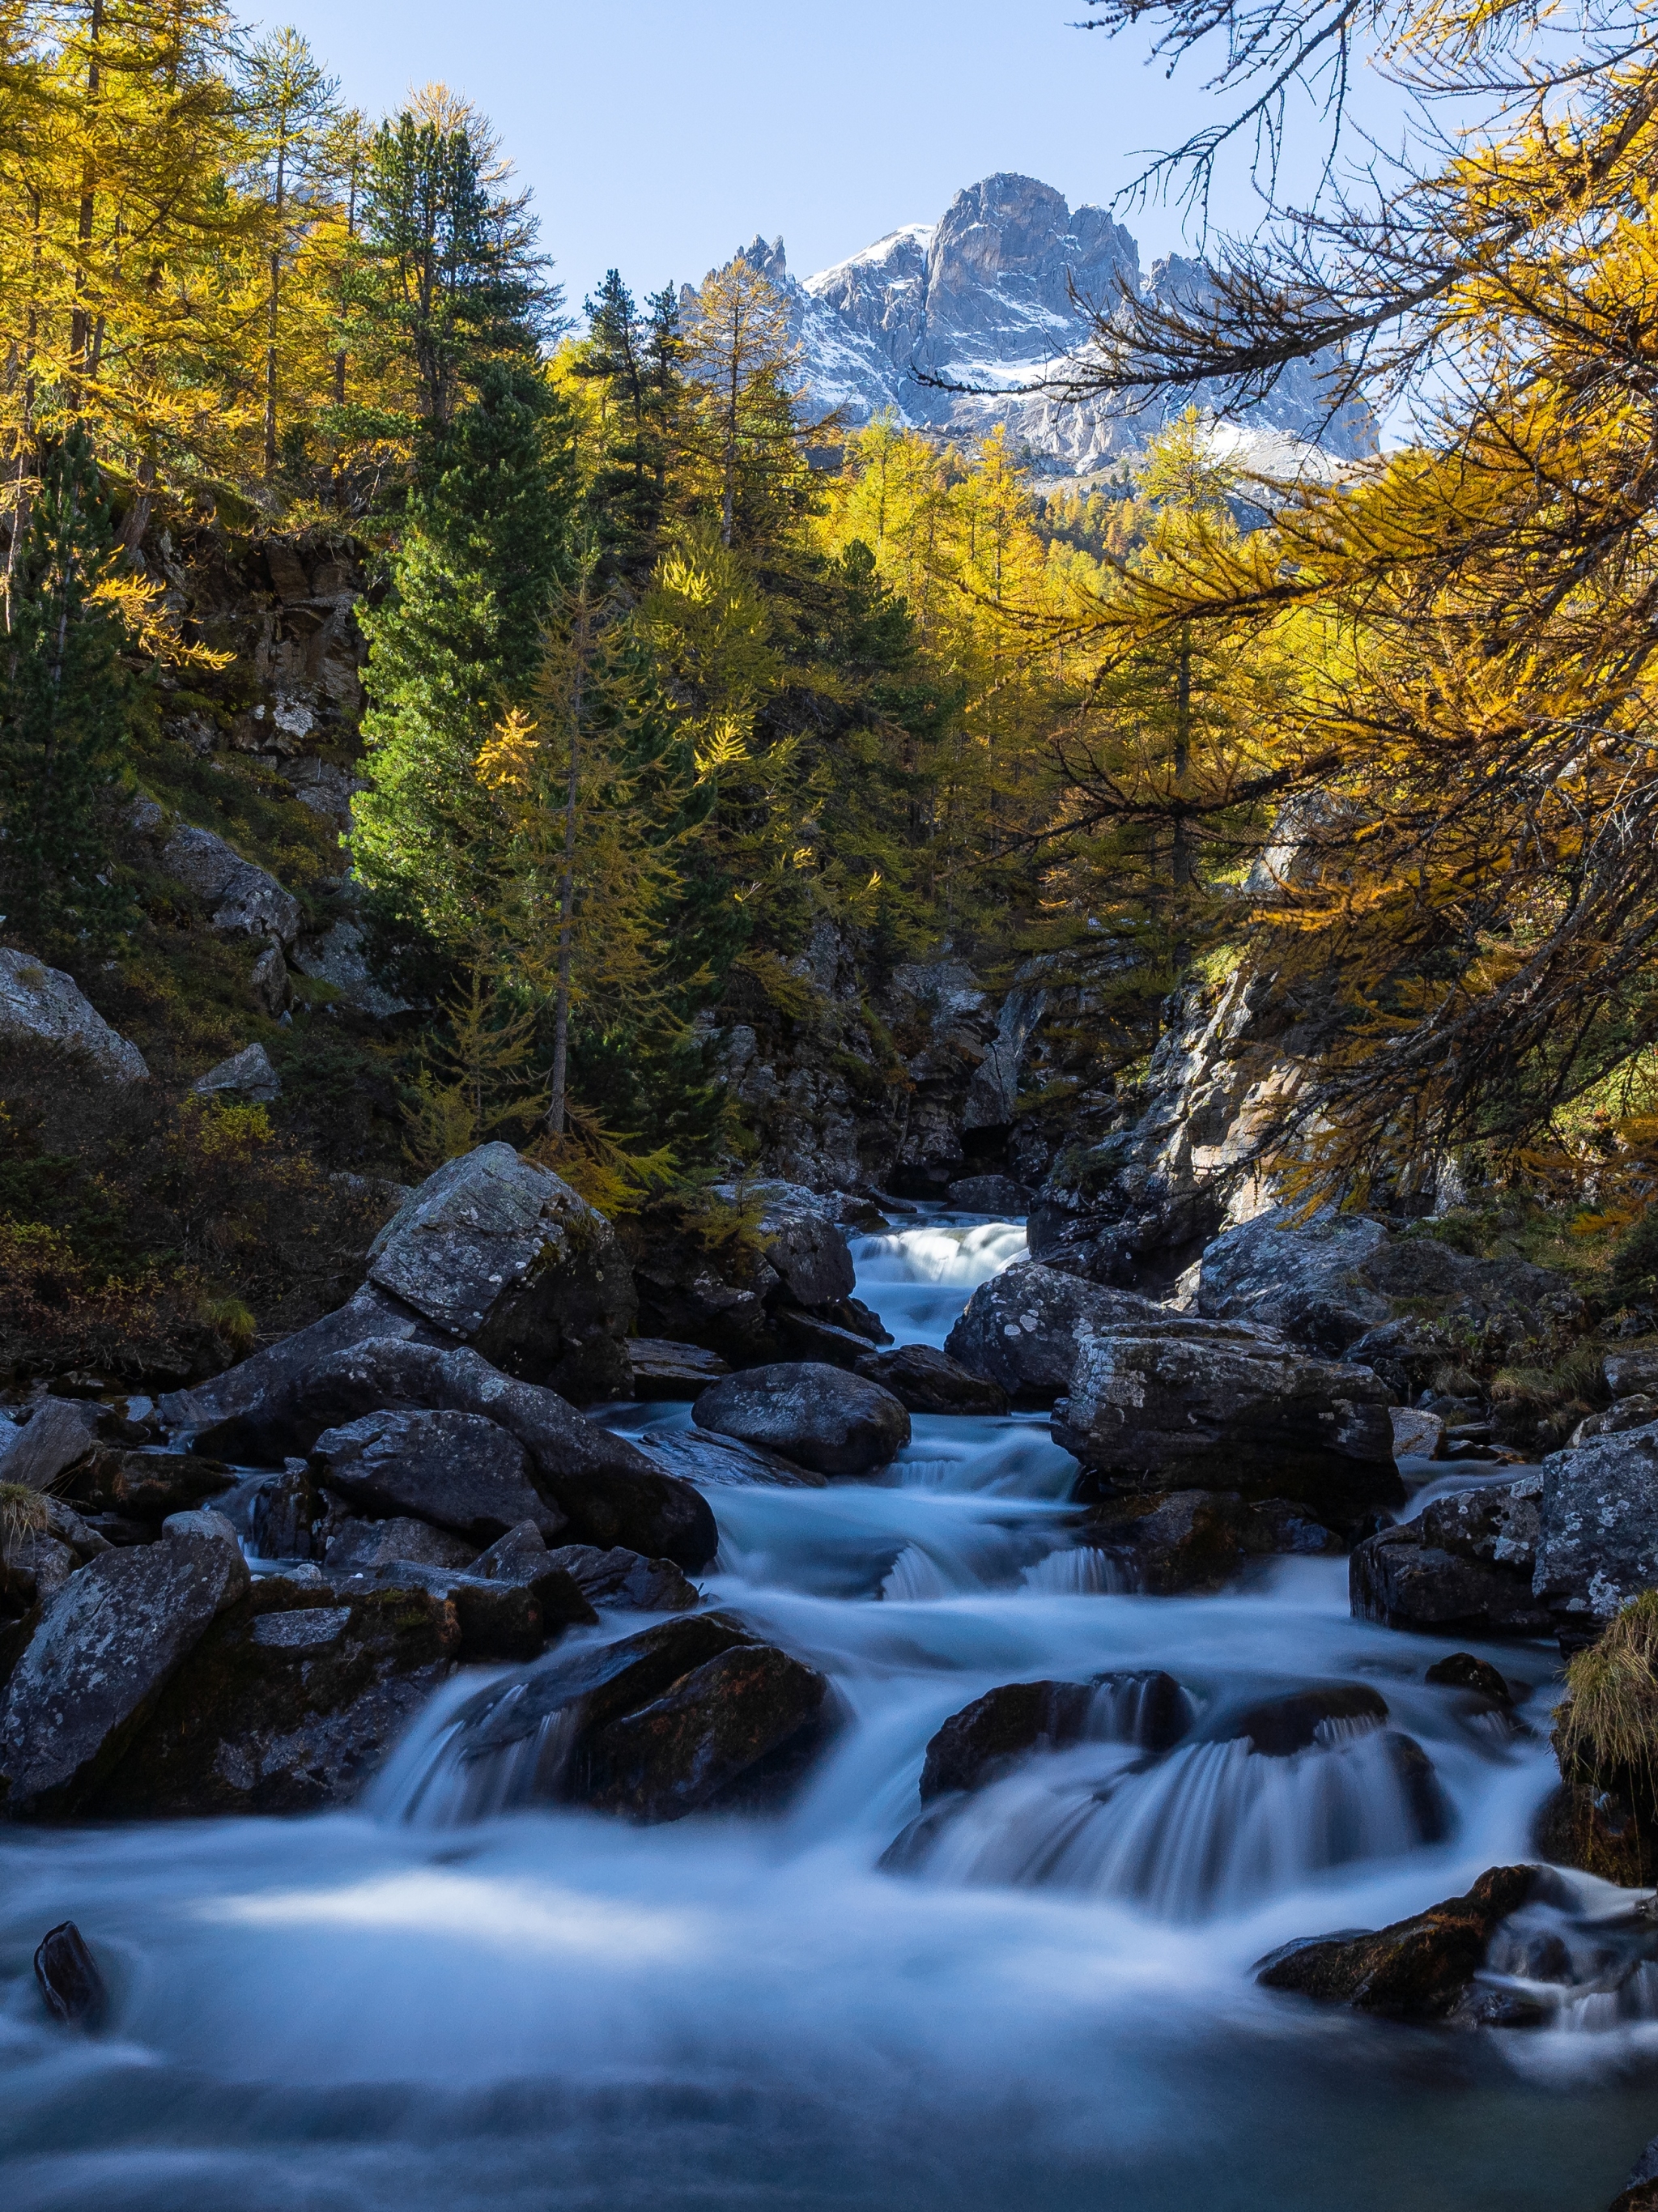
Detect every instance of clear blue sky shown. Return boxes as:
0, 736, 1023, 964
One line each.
261, 0, 1418, 314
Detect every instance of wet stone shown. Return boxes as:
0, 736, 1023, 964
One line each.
1426, 1652, 1513, 1704
34, 1921, 106, 2028
1256, 1864, 1538, 2018
1228, 1683, 1390, 1757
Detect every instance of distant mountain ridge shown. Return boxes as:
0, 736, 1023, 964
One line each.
718, 172, 1372, 476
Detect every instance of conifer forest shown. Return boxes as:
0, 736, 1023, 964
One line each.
2, 3, 1658, 2209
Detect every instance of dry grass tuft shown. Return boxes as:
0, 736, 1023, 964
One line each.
1558, 1590, 1658, 1793
0, 1479, 49, 1554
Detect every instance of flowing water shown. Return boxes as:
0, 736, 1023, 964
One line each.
2, 1210, 1656, 2210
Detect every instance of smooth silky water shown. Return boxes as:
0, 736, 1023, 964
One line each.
2, 1209, 1655, 2210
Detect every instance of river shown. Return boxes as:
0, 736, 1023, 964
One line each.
2, 1210, 1656, 2210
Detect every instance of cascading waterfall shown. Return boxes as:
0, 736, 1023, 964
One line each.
2, 1201, 1655, 2212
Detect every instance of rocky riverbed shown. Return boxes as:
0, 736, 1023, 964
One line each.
2, 1162, 1658, 2210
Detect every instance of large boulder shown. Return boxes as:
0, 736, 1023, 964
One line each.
943, 1264, 1164, 1406
692, 1361, 910, 1477
1256, 1864, 1537, 2018
158, 1282, 444, 1445
1198, 1207, 1583, 1367
0, 1522, 249, 1817
425, 1614, 827, 1823
91, 1580, 461, 1816
584, 1643, 828, 1821
0, 1397, 102, 1489
719, 1181, 856, 1308
161, 823, 301, 946
1054, 1317, 1399, 1517
181, 1338, 717, 1570
363, 1144, 636, 1401
1350, 1475, 1550, 1636
629, 1182, 871, 1370
0, 948, 148, 1082
1079, 1487, 1342, 1593
853, 1343, 1009, 1416
308, 1407, 561, 1542
1533, 1421, 1658, 1631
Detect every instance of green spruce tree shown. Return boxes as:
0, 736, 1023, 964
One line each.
0, 428, 138, 938
351, 359, 576, 945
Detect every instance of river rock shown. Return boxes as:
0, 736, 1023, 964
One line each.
917, 1674, 1189, 1798
432, 1614, 822, 1822
637, 1425, 828, 1488
1256, 1864, 1537, 2018
627, 1338, 731, 1397
322, 1515, 477, 1579
248, 1465, 325, 1560
1533, 1422, 1658, 1629
0, 947, 149, 1083
1056, 1319, 1399, 1516
1226, 1683, 1390, 1755
1426, 1652, 1512, 1704
0, 1525, 249, 1817
1081, 1489, 1254, 1594
542, 1543, 699, 1614
470, 1520, 690, 1614
178, 1338, 717, 1571
162, 823, 301, 946
1197, 1208, 1583, 1362
692, 1362, 910, 1477
723, 1181, 857, 1308
584, 1643, 829, 1821
332, 1561, 553, 1660
1350, 1475, 1551, 1636
852, 1343, 1009, 1416
363, 1143, 636, 1401
1389, 1406, 1445, 1459
943, 1264, 1165, 1405
34, 1922, 106, 2028
92, 1580, 461, 1815
921, 1679, 1096, 1797
308, 1407, 559, 1542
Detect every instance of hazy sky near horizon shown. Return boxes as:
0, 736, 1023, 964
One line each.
259, 0, 1423, 317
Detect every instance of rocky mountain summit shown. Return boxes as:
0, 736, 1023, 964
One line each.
727, 172, 1374, 474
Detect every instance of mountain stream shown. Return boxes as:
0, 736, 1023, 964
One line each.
2, 1211, 1656, 2210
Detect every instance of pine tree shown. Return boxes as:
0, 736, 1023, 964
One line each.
348, 101, 553, 440
351, 358, 576, 944
0, 423, 138, 935
573, 271, 681, 582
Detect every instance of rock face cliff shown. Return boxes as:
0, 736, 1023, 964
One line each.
726, 173, 1373, 474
